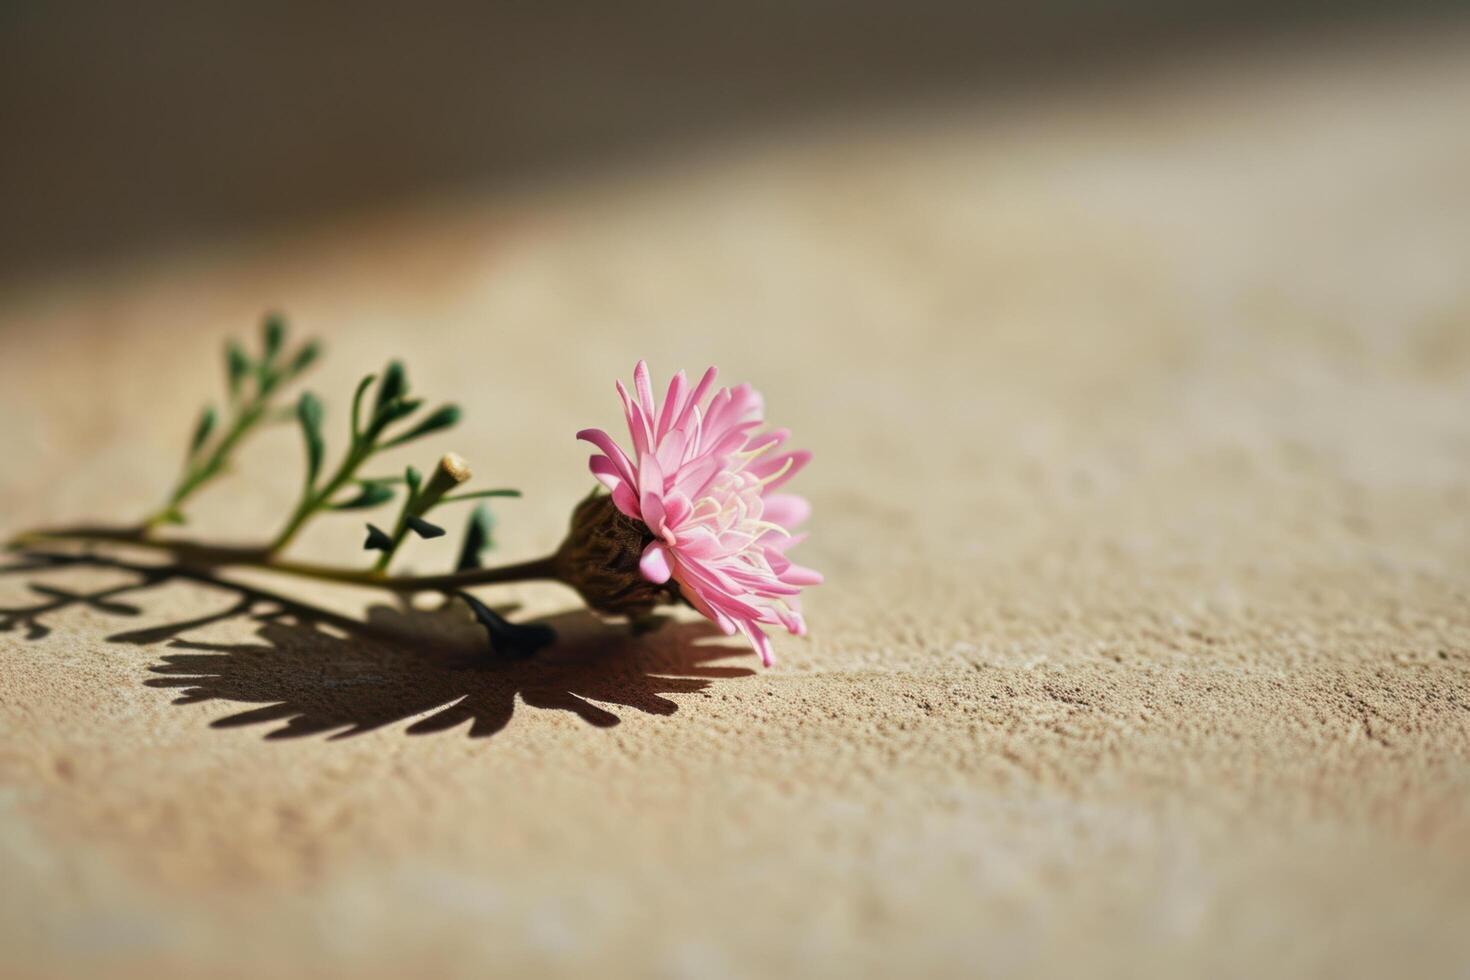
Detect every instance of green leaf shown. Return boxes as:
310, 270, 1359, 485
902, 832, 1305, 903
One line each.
286, 341, 321, 379
297, 392, 325, 488
373, 361, 407, 416
380, 404, 461, 448
156, 508, 187, 526
405, 515, 445, 539
363, 524, 393, 551
350, 373, 377, 441
226, 342, 251, 398
455, 504, 495, 571
405, 466, 423, 498
189, 405, 217, 457
371, 397, 422, 434
441, 488, 521, 503
330, 482, 395, 511
262, 313, 286, 362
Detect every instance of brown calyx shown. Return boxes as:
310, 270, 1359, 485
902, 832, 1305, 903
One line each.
552, 492, 681, 618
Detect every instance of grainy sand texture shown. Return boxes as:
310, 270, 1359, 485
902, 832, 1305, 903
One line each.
2, 23, 1469, 980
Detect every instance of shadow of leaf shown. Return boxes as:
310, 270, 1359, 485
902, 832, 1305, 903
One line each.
0, 553, 168, 639
145, 604, 752, 739
3, 549, 755, 740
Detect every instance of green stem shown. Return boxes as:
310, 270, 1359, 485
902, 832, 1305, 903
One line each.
370, 457, 471, 574
373, 491, 417, 574
269, 442, 371, 554
146, 401, 266, 528
9, 525, 562, 595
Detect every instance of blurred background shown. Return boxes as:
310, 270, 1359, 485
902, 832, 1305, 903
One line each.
3, 5, 1470, 978
1, 1, 1462, 286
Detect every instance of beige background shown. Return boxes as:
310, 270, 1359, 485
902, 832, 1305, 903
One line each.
2, 23, 1469, 979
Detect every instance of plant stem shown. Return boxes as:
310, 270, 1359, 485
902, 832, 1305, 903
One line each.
370, 456, 469, 574
8, 525, 561, 596
145, 402, 266, 528
269, 442, 372, 554
373, 484, 419, 574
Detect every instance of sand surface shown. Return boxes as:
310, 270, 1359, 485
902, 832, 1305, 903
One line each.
2, 25, 1469, 979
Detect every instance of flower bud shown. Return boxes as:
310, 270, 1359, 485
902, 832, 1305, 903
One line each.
415, 453, 472, 513
552, 492, 679, 618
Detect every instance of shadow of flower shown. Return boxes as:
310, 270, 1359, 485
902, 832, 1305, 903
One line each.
2, 550, 754, 739
147, 605, 751, 738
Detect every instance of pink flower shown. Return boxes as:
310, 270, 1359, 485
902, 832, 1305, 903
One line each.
577, 361, 821, 665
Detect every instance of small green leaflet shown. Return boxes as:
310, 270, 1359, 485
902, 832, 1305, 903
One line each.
297, 392, 325, 488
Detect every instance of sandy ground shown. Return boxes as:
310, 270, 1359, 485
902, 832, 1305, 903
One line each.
2, 24, 1469, 980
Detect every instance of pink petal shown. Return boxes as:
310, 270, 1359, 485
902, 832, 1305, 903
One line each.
616, 380, 653, 455
638, 451, 665, 498
576, 428, 636, 486
682, 404, 704, 459
633, 360, 657, 423
707, 426, 754, 461
675, 526, 726, 559
673, 554, 759, 607
611, 482, 641, 519
750, 449, 811, 491
639, 541, 673, 584
778, 562, 823, 586
640, 490, 667, 536
588, 454, 624, 492
715, 529, 759, 554
772, 531, 807, 551
672, 571, 737, 635
655, 428, 687, 474
671, 454, 723, 499
773, 605, 806, 636
674, 366, 718, 431
629, 404, 656, 456
746, 428, 789, 458
761, 493, 810, 530
702, 383, 761, 442
656, 370, 688, 441
740, 622, 776, 666
661, 492, 693, 529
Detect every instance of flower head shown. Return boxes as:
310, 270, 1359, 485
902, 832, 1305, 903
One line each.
575, 361, 821, 665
